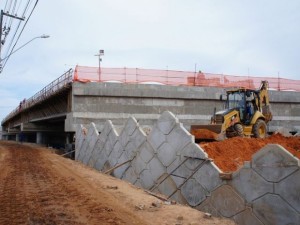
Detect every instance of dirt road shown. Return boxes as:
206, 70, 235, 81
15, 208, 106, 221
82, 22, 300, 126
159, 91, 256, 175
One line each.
0, 141, 234, 225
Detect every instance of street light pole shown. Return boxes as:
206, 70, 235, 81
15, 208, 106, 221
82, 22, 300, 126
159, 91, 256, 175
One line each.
94, 49, 104, 81
0, 34, 50, 73
0, 35, 50, 62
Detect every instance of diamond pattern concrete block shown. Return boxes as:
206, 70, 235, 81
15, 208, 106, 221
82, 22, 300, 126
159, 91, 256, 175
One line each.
157, 142, 177, 167
157, 174, 177, 197
170, 175, 186, 188
114, 152, 130, 178
108, 128, 118, 148
124, 117, 138, 136
183, 157, 203, 171
134, 179, 143, 188
132, 156, 147, 175
92, 138, 105, 159
98, 132, 107, 146
252, 144, 299, 182
88, 133, 98, 151
276, 169, 300, 212
125, 141, 137, 159
253, 194, 300, 225
234, 209, 264, 225
117, 151, 129, 165
75, 136, 85, 161
210, 185, 245, 218
110, 141, 124, 160
181, 178, 208, 206
182, 142, 207, 161
123, 166, 138, 184
108, 153, 118, 168
75, 125, 85, 158
231, 168, 273, 203
88, 152, 97, 167
169, 190, 188, 205
130, 127, 146, 149
193, 162, 223, 192
139, 142, 155, 163
103, 161, 111, 172
157, 111, 178, 135
147, 126, 166, 150
120, 129, 130, 148
104, 140, 113, 157
101, 120, 113, 137
94, 150, 108, 171
167, 157, 194, 179
140, 169, 155, 189
148, 157, 166, 182
167, 124, 194, 154
196, 197, 221, 217
82, 140, 92, 165
113, 162, 130, 179
87, 122, 97, 137
79, 136, 89, 161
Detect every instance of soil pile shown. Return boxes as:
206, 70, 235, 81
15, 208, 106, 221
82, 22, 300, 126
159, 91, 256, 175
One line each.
191, 129, 218, 140
200, 134, 300, 172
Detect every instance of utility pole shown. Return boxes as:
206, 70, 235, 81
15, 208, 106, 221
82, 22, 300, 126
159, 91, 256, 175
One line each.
0, 10, 25, 69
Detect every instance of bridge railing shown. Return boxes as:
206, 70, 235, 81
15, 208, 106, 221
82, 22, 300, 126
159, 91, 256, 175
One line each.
2, 69, 73, 124
74, 65, 300, 91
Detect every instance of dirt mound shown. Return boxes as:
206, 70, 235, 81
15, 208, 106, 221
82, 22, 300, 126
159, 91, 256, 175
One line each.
191, 129, 218, 140
200, 134, 300, 172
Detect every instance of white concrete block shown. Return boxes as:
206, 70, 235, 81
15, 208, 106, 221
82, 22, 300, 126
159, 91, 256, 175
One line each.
253, 194, 300, 225
252, 144, 299, 182
157, 142, 177, 167
157, 111, 178, 135
181, 178, 208, 207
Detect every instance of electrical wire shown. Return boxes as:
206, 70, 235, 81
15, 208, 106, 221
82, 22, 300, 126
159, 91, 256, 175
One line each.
3, 0, 32, 57
1, 0, 37, 73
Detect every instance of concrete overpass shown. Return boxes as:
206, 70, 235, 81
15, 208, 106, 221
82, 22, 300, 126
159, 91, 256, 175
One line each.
1, 68, 300, 147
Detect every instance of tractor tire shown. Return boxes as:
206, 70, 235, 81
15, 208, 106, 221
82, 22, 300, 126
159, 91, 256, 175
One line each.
234, 123, 244, 137
253, 119, 267, 138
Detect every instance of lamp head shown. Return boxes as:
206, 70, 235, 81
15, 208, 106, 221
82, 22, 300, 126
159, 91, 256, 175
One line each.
40, 34, 50, 38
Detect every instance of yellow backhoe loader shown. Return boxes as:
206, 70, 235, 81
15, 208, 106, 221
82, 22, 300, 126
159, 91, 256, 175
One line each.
191, 80, 272, 141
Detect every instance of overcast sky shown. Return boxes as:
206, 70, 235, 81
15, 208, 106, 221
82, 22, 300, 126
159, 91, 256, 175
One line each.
0, 0, 299, 121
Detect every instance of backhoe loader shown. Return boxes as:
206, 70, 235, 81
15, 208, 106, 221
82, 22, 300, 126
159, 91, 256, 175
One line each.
191, 80, 272, 141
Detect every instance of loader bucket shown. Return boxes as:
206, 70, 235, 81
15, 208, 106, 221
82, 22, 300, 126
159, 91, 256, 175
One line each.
190, 124, 225, 142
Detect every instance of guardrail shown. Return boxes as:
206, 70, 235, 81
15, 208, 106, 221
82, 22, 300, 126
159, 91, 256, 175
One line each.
1, 69, 73, 124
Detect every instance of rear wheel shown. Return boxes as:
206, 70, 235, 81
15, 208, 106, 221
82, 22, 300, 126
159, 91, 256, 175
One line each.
253, 119, 267, 138
234, 123, 244, 137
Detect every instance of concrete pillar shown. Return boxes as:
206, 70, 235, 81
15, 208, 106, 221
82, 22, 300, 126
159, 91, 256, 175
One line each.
36, 132, 43, 145
16, 133, 20, 142
66, 133, 71, 144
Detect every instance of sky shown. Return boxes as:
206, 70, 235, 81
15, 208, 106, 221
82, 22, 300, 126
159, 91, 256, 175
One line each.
0, 0, 300, 122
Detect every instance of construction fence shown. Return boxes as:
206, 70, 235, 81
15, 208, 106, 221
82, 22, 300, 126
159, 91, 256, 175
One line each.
74, 65, 300, 91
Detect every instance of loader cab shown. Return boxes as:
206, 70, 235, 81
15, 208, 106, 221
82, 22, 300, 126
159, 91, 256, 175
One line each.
226, 91, 245, 110
225, 89, 256, 123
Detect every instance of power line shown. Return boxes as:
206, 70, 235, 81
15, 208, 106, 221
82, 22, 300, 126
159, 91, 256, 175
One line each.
1, 0, 39, 73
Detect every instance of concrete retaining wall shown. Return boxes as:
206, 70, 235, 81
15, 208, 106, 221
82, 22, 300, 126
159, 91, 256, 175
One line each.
75, 111, 300, 225
66, 82, 300, 133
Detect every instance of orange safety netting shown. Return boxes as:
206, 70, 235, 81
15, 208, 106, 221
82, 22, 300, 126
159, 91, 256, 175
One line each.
73, 65, 300, 91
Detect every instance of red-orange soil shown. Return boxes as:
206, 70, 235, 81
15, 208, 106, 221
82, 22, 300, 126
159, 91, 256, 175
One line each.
191, 129, 218, 140
200, 134, 300, 172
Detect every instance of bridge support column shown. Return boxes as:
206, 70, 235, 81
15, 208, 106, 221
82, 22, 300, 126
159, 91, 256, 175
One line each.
36, 132, 44, 145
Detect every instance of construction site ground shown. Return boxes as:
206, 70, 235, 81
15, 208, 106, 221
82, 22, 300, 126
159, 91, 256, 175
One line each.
0, 141, 234, 225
